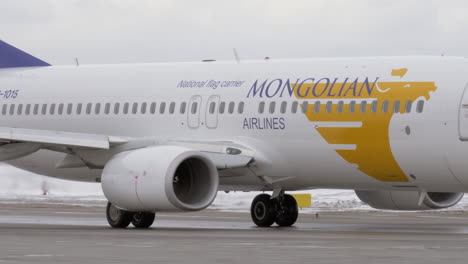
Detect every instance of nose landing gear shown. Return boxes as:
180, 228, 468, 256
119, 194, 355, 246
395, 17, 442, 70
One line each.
250, 193, 299, 227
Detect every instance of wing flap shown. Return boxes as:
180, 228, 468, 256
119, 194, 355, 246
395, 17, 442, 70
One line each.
0, 142, 41, 161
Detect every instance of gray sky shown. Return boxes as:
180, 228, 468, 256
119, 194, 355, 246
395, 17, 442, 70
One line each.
1, 0, 468, 65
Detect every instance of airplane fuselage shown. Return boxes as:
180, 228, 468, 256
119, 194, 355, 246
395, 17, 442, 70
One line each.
2, 57, 468, 193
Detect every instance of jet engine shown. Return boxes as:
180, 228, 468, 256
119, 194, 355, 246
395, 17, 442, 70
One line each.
355, 190, 464, 210
101, 146, 219, 212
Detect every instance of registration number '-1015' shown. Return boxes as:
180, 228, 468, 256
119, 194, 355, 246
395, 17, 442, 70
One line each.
0, 90, 19, 99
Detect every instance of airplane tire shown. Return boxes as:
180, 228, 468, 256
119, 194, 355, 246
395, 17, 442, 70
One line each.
275, 194, 298, 227
131, 212, 156, 228
251, 194, 276, 227
106, 202, 132, 228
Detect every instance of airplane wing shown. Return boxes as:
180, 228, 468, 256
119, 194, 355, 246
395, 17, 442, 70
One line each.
0, 127, 128, 149
0, 127, 255, 169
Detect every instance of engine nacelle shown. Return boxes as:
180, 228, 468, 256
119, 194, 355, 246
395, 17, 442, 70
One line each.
101, 146, 219, 212
355, 190, 464, 210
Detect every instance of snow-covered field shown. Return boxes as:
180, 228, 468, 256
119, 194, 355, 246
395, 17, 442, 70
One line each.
1, 164, 468, 212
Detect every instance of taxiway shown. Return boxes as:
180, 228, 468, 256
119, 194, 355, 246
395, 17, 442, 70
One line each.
1, 204, 468, 263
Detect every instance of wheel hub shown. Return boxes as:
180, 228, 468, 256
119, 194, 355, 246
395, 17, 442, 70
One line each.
254, 201, 266, 220
108, 204, 121, 222
133, 212, 143, 222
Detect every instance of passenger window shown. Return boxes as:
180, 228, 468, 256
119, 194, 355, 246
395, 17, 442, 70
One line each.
258, 102, 265, 114
50, 104, 56, 115
219, 102, 226, 114
34, 104, 39, 115
280, 101, 287, 114
371, 101, 378, 113
9, 104, 15, 115
123, 103, 129, 114
58, 103, 64, 115
132, 103, 138, 114
105, 103, 111, 114
25, 104, 31, 115
141, 103, 147, 114
1, 104, 6, 115
405, 100, 412, 113
209, 102, 216, 114
169, 102, 175, 114
349, 101, 356, 113
76, 103, 82, 115
95, 103, 101, 114
326, 101, 332, 113
191, 102, 197, 114
86, 103, 92, 114
180, 102, 187, 114
42, 104, 48, 115
269, 101, 276, 114
291, 101, 298, 113
394, 100, 401, 113
382, 100, 389, 113
17, 104, 23, 115
160, 102, 166, 114
302, 101, 309, 113
67, 103, 72, 115
114, 103, 120, 114
150, 103, 156, 114
228, 102, 235, 114
360, 101, 367, 113
238, 102, 245, 114
416, 100, 424, 113
314, 101, 320, 113
337, 101, 344, 113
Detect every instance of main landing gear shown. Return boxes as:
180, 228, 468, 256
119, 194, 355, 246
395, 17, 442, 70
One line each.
250, 193, 298, 227
106, 202, 155, 228
106, 194, 298, 229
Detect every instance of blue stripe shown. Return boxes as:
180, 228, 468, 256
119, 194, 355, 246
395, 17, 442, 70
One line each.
0, 40, 50, 69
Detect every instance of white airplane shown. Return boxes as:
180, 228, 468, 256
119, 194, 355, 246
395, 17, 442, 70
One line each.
1, 40, 467, 228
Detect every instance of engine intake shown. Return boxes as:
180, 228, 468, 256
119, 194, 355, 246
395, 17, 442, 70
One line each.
355, 190, 464, 210
101, 146, 219, 212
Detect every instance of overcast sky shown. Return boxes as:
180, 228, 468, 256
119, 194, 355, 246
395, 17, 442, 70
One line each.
0, 0, 468, 193
1, 0, 468, 65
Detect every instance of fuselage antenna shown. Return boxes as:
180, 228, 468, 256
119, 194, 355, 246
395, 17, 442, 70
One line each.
233, 48, 240, 64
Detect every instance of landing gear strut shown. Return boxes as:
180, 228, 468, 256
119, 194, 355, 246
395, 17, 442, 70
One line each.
250, 193, 298, 227
106, 202, 156, 228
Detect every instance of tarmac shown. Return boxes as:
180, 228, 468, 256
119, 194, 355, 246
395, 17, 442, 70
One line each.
1, 203, 468, 264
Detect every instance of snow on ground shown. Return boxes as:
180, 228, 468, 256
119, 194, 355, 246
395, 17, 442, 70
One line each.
211, 190, 370, 212
1, 163, 468, 212
0, 164, 105, 206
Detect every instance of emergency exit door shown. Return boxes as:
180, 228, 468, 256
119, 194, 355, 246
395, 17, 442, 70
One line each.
188, 95, 202, 129
205, 95, 220, 129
